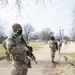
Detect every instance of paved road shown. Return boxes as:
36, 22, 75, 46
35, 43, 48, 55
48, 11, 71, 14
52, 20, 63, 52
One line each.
0, 44, 61, 75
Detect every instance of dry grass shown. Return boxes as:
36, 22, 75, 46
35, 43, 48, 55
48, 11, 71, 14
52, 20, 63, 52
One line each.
0, 44, 5, 56
28, 42, 46, 50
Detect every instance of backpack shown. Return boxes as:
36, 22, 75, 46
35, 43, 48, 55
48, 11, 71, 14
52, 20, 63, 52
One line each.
55, 42, 58, 50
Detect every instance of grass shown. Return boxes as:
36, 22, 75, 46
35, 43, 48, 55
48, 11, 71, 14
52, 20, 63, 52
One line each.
62, 53, 75, 58
68, 53, 75, 63
61, 53, 75, 63
0, 44, 5, 56
28, 42, 46, 50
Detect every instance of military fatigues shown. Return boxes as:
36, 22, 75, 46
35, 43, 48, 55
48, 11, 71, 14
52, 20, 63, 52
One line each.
57, 41, 62, 54
6, 34, 29, 75
4, 23, 29, 75
2, 39, 11, 61
49, 40, 57, 63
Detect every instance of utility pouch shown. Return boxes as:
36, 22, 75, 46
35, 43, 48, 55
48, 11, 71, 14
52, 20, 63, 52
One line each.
13, 53, 25, 61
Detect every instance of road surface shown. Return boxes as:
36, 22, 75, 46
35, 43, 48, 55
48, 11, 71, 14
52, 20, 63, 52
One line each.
0, 42, 70, 75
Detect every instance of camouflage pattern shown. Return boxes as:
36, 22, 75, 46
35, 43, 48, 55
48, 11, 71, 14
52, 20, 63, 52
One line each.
57, 41, 62, 54
12, 23, 22, 33
11, 61, 28, 75
2, 39, 11, 61
5, 34, 29, 75
49, 40, 57, 63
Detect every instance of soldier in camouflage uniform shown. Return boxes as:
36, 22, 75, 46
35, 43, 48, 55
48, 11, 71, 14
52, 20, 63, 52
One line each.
49, 36, 57, 63
4, 23, 34, 75
2, 37, 11, 61
57, 39, 62, 54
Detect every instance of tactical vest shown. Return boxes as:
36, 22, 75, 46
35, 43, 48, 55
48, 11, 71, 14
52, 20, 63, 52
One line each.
8, 34, 29, 63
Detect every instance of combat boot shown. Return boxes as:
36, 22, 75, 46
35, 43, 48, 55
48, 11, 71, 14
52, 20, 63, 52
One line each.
51, 60, 56, 63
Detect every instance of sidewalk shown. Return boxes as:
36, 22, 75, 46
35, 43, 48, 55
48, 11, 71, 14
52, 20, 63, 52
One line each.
0, 43, 66, 75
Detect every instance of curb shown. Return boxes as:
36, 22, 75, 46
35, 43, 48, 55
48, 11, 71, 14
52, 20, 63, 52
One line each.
0, 56, 5, 60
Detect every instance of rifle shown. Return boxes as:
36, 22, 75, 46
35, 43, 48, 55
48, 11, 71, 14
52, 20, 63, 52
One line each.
32, 55, 38, 65
55, 42, 58, 50
21, 36, 38, 65
27, 52, 38, 65
34, 60, 38, 65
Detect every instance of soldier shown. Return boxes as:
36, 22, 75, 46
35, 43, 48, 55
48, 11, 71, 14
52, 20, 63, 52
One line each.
49, 36, 57, 63
57, 39, 62, 54
4, 23, 35, 75
2, 37, 11, 61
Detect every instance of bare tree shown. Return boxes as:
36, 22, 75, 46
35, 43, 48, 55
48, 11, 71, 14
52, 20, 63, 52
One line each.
0, 19, 6, 43
70, 24, 75, 41
63, 36, 70, 41
0, 19, 5, 36
30, 32, 40, 42
0, 0, 54, 17
0, 0, 54, 6
23, 24, 34, 43
0, 0, 8, 8
70, 5, 75, 41
40, 28, 54, 43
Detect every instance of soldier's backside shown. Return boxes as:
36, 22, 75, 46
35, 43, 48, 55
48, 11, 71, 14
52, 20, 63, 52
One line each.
57, 40, 62, 54
49, 37, 57, 63
49, 40, 57, 52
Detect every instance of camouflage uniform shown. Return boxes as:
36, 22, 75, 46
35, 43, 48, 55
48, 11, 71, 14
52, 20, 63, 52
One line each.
57, 39, 62, 54
49, 37, 57, 63
2, 38, 11, 61
5, 23, 29, 75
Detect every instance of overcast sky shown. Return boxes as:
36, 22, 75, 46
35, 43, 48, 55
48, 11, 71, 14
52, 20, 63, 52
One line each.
0, 0, 75, 36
